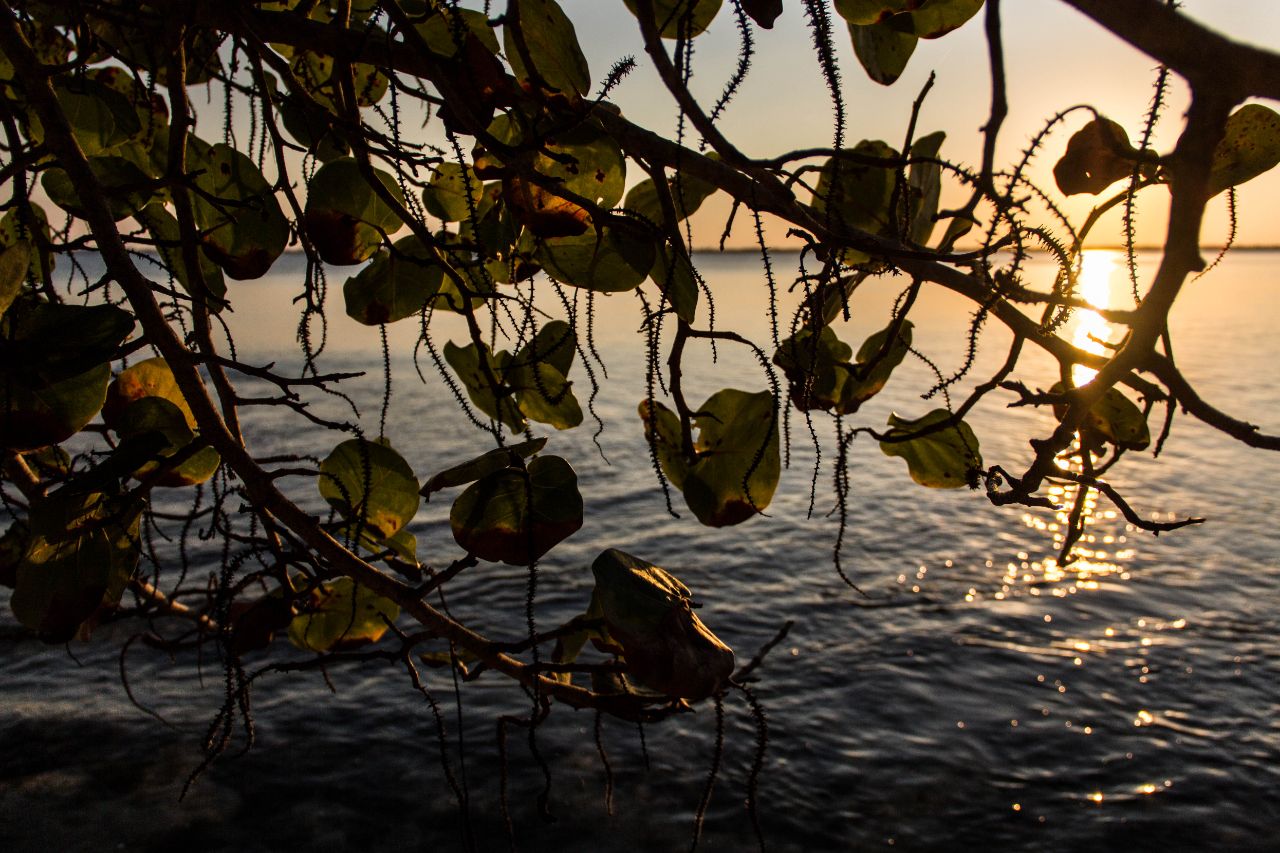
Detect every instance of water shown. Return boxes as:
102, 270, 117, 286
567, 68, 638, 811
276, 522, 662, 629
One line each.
2, 251, 1279, 851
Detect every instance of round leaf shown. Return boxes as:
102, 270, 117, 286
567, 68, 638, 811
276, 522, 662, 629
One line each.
450, 455, 583, 565
880, 409, 982, 488
288, 577, 400, 652
319, 438, 421, 540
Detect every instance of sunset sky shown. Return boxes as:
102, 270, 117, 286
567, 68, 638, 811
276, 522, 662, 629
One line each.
559, 0, 1280, 249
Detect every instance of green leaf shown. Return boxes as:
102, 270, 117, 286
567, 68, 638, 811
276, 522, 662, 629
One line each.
111, 397, 221, 487
623, 170, 718, 224
191, 143, 289, 279
773, 326, 855, 412
908, 131, 945, 245
642, 389, 780, 527
318, 438, 421, 540
590, 548, 734, 701
103, 357, 196, 430
508, 360, 583, 429
622, 0, 724, 38
11, 494, 142, 642
812, 140, 899, 234
444, 339, 527, 432
0, 204, 53, 283
850, 20, 917, 86
880, 409, 982, 488
343, 236, 448, 325
0, 364, 110, 452
649, 246, 699, 323
421, 162, 485, 222
288, 577, 400, 653
2, 299, 134, 385
840, 319, 913, 412
413, 0, 501, 56
420, 437, 548, 499
1207, 104, 1280, 197
0, 240, 30, 318
303, 157, 406, 265
42, 156, 158, 222
505, 0, 591, 97
537, 220, 655, 293
835, 0, 983, 38
450, 455, 583, 565
137, 204, 228, 310
1053, 117, 1137, 197
28, 80, 138, 156
1050, 382, 1151, 452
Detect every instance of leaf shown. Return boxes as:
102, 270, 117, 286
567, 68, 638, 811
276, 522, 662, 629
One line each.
1207, 103, 1280, 197
2, 299, 134, 385
288, 577, 400, 653
642, 389, 780, 527
742, 0, 783, 29
650, 246, 699, 323
421, 163, 485, 222
414, 0, 501, 57
812, 140, 899, 234
450, 455, 583, 565
908, 131, 945, 245
623, 170, 718, 224
343, 236, 448, 325
318, 438, 421, 540
850, 20, 917, 86
1053, 117, 1137, 196
880, 409, 982, 488
110, 397, 221, 487
0, 240, 30, 318
10, 494, 142, 642
773, 326, 854, 412
537, 220, 656, 293
590, 549, 734, 701
137, 204, 227, 310
420, 437, 548, 499
444, 339, 527, 432
304, 157, 406, 265
622, 0, 724, 38
505, 0, 591, 97
835, 0, 983, 38
42, 156, 158, 222
191, 144, 289, 279
103, 357, 195, 429
840, 319, 913, 412
0, 364, 111, 452
1050, 382, 1151, 452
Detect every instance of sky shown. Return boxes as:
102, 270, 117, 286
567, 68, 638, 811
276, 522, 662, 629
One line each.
557, 0, 1280, 249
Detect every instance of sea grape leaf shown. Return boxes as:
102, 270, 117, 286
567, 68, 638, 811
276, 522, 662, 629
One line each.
288, 577, 400, 653
623, 170, 718, 224
2, 299, 133, 385
850, 20, 917, 86
742, 0, 783, 28
28, 80, 137, 157
1206, 104, 1280, 197
638, 398, 688, 490
191, 144, 289, 279
228, 588, 295, 656
413, 0, 501, 56
502, 122, 626, 236
450, 455, 583, 565
1053, 117, 1137, 197
420, 437, 548, 499
835, 0, 983, 38
505, 0, 591, 97
0, 240, 30, 318
841, 319, 913, 411
343, 236, 448, 325
908, 131, 946, 245
318, 438, 421, 540
137, 204, 227, 310
622, 0, 724, 38
773, 326, 853, 412
42, 156, 158, 222
650, 246, 699, 323
1050, 382, 1151, 452
421, 163, 484, 222
110, 397, 221, 487
538, 220, 655, 293
642, 389, 780, 527
812, 140, 899, 234
880, 409, 982, 488
517, 319, 577, 378
589, 548, 734, 700
508, 360, 583, 429
304, 157, 406, 265
444, 340, 527, 432
0, 204, 53, 282
103, 357, 195, 430
11, 494, 142, 642
0, 364, 111, 452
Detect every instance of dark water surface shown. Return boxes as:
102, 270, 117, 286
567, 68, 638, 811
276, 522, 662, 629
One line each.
3, 252, 1278, 851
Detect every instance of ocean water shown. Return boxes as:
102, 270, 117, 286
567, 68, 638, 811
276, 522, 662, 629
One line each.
2, 250, 1278, 851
